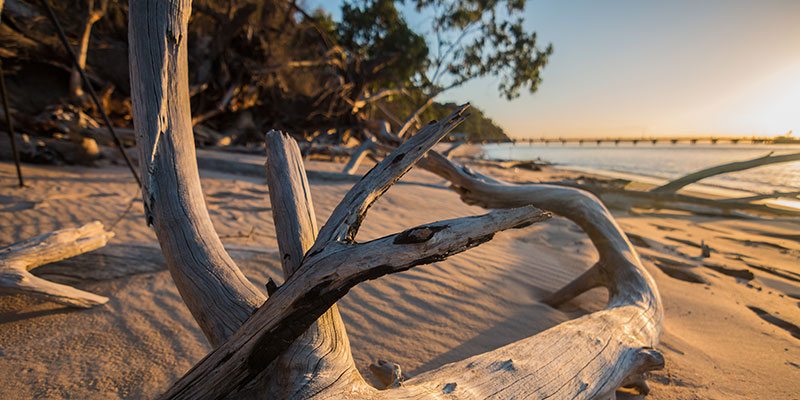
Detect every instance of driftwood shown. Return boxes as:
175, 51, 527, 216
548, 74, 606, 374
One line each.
651, 152, 800, 194
579, 185, 800, 218
396, 96, 433, 138
69, 0, 108, 98
341, 136, 374, 175
0, 221, 113, 308
129, 1, 664, 398
720, 190, 800, 203
467, 158, 549, 171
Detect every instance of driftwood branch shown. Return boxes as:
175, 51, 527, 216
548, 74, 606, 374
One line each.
131, 2, 665, 399
397, 97, 434, 138
651, 152, 800, 194
258, 130, 361, 398
0, 222, 113, 308
403, 151, 664, 398
720, 190, 800, 203
129, 0, 264, 346
161, 206, 546, 399
311, 104, 468, 249
342, 136, 374, 175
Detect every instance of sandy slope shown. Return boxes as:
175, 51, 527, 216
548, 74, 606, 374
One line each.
0, 156, 797, 399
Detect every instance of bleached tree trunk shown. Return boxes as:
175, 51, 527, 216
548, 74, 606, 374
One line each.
129, 1, 664, 399
69, 0, 108, 98
129, 0, 264, 345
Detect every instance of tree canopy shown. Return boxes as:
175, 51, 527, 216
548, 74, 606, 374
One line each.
333, 0, 553, 99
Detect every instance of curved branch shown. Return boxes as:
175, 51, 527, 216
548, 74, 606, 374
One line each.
420, 152, 659, 308
0, 222, 113, 308
651, 152, 800, 194
312, 104, 469, 250
396, 97, 435, 139
128, 0, 264, 346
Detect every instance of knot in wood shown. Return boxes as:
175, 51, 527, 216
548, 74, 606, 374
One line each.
393, 225, 446, 245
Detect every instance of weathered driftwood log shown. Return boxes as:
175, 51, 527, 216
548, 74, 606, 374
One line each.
720, 190, 800, 203
577, 184, 800, 218
130, 1, 664, 398
342, 136, 374, 175
129, 0, 265, 345
414, 151, 664, 397
0, 221, 113, 308
298, 142, 355, 161
159, 106, 552, 399
651, 152, 800, 194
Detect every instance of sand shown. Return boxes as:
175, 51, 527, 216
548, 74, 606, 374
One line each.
0, 153, 798, 399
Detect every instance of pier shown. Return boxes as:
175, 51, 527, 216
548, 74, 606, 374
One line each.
507, 136, 791, 145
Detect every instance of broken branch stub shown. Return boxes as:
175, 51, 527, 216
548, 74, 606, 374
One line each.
259, 130, 361, 398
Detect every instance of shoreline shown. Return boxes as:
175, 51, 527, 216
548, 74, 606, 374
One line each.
460, 143, 800, 211
553, 164, 800, 212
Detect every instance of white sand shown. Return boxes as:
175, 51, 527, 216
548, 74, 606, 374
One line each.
0, 156, 797, 399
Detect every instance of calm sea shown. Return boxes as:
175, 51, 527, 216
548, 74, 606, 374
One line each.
481, 143, 800, 196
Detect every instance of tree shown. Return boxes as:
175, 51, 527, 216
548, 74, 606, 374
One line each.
338, 0, 429, 89
335, 0, 553, 99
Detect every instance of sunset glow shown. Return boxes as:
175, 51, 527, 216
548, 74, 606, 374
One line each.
309, 0, 800, 138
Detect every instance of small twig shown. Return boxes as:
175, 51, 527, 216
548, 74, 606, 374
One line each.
39, 0, 142, 188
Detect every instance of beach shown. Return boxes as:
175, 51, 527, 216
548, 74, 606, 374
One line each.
0, 153, 797, 399
483, 143, 800, 197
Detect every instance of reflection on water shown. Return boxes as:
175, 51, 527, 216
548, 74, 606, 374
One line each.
482, 143, 800, 195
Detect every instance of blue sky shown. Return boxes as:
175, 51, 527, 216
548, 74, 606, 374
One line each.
302, 0, 800, 138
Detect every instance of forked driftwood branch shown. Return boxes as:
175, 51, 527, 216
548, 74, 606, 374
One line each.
129, 1, 663, 398
0, 221, 113, 308
651, 152, 800, 194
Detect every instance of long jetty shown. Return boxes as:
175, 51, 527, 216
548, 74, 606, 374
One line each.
507, 136, 784, 145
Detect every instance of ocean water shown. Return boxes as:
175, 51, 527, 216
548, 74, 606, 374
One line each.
481, 143, 800, 196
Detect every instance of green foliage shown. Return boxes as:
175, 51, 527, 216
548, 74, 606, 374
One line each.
337, 0, 552, 99
338, 0, 429, 86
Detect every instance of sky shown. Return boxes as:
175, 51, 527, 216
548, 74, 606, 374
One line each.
303, 0, 800, 139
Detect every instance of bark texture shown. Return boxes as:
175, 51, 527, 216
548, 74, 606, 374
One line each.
129, 0, 264, 346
